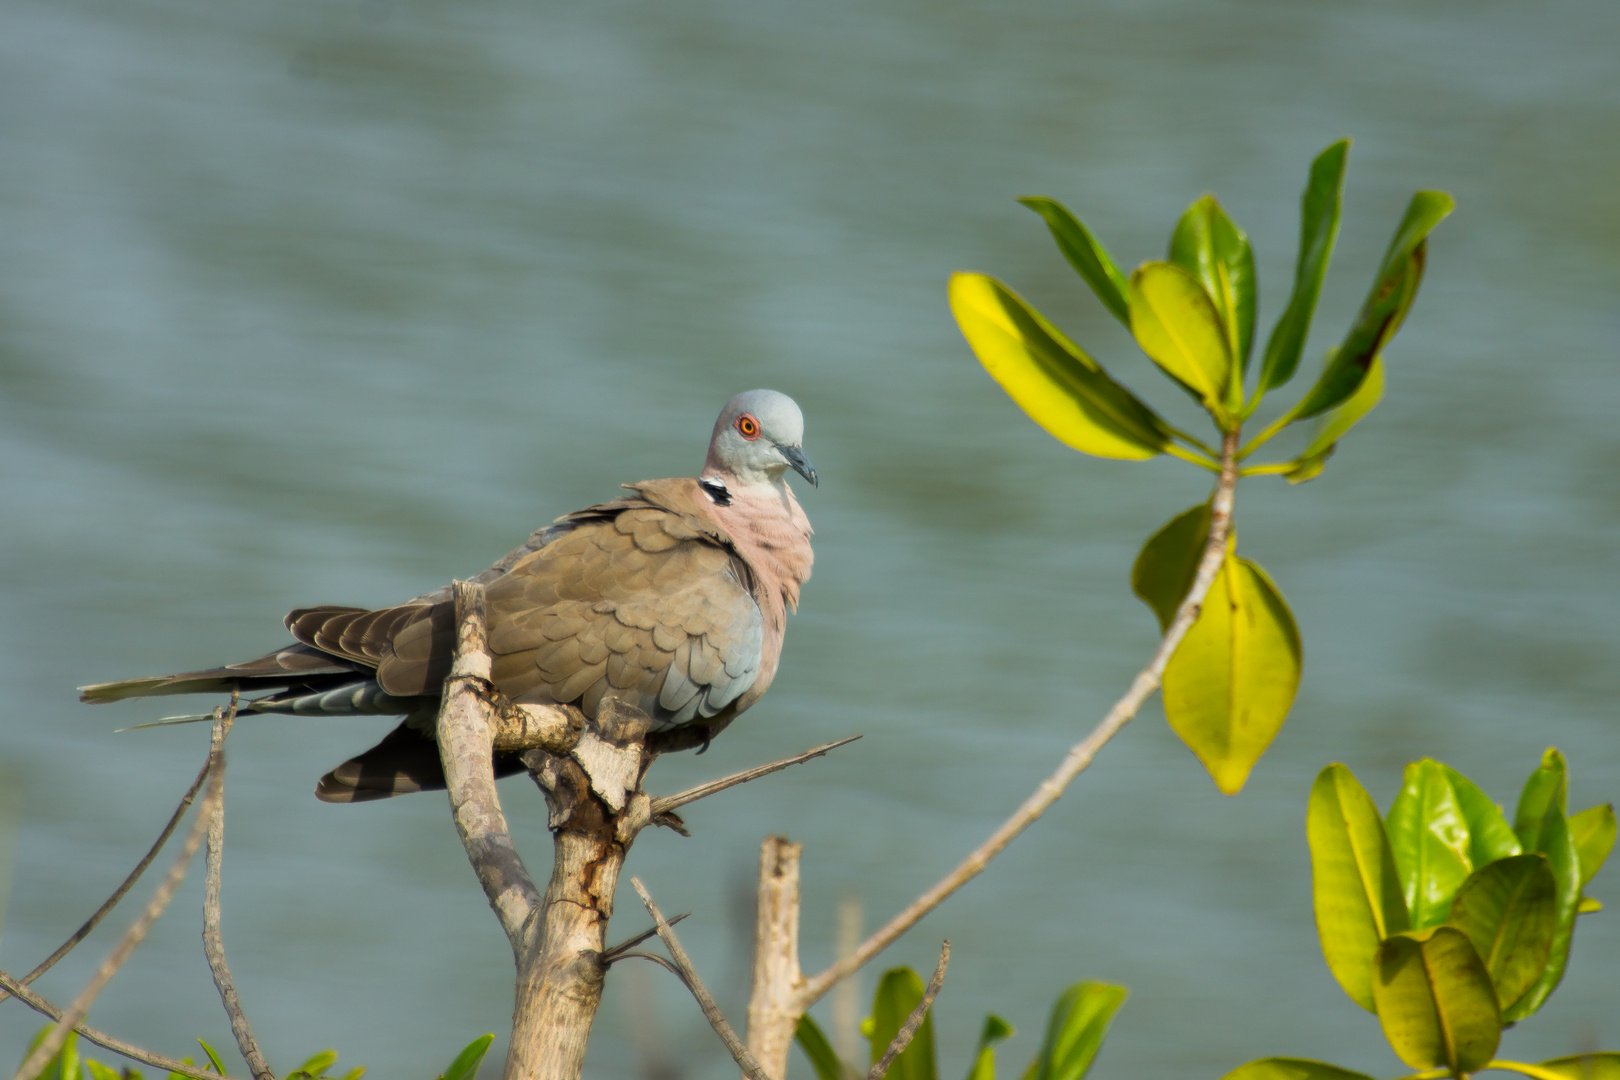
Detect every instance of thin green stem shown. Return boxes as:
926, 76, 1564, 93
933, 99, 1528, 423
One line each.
1239, 462, 1295, 477
1484, 1061, 1573, 1080
1388, 1070, 1450, 1080
1238, 399, 1305, 460
1165, 443, 1221, 472
1165, 424, 1221, 459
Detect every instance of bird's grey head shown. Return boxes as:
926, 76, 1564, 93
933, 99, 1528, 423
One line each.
702, 389, 817, 494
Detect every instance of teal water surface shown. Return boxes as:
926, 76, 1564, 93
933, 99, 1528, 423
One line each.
1, 0, 1617, 1076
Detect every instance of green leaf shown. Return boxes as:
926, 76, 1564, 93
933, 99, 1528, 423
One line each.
1019, 198, 1132, 326
1129, 262, 1238, 424
1516, 748, 1569, 846
1281, 356, 1383, 485
950, 273, 1172, 460
436, 1035, 494, 1080
869, 967, 937, 1080
294, 1052, 338, 1079
1307, 764, 1410, 1011
1292, 191, 1454, 421
339, 1070, 366, 1080
1540, 1054, 1620, 1080
1441, 765, 1523, 868
168, 1057, 197, 1080
1131, 502, 1212, 633
965, 1016, 1015, 1080
86, 1062, 128, 1080
1170, 195, 1257, 373
797, 1014, 851, 1080
1505, 751, 1581, 1021
1578, 896, 1602, 914
1446, 853, 1558, 1009
1216, 1059, 1377, 1080
1569, 804, 1617, 889
1258, 139, 1349, 394
1386, 759, 1474, 928
1161, 551, 1301, 795
198, 1040, 228, 1075
1372, 926, 1501, 1074
1026, 982, 1127, 1080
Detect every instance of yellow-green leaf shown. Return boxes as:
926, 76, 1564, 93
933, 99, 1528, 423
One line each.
1578, 897, 1602, 914
1162, 552, 1300, 794
1446, 854, 1558, 1009
1307, 764, 1410, 1012
1283, 357, 1383, 484
1540, 1054, 1620, 1080
965, 1016, 1014, 1080
951, 273, 1172, 460
1131, 502, 1212, 633
1442, 765, 1522, 868
1218, 1060, 1376, 1080
1170, 195, 1256, 372
1569, 804, 1616, 889
1386, 759, 1474, 928
1129, 262, 1236, 425
1026, 982, 1127, 1080
1372, 927, 1501, 1074
1505, 750, 1582, 1022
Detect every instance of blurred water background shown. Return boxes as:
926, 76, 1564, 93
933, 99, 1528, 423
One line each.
1, 0, 1617, 1075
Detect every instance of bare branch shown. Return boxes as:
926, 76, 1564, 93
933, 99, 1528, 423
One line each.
202, 698, 274, 1080
630, 877, 777, 1080
437, 579, 543, 953
603, 912, 690, 964
798, 430, 1241, 1007
650, 736, 861, 818
866, 942, 948, 1080
14, 744, 222, 1080
0, 746, 214, 1007
0, 968, 229, 1080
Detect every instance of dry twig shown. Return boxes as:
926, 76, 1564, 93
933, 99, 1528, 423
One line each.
800, 431, 1239, 1003
0, 745, 214, 1006
0, 968, 229, 1080
14, 742, 224, 1080
630, 877, 777, 1080
650, 736, 861, 821
603, 912, 690, 964
202, 697, 274, 1080
867, 941, 948, 1080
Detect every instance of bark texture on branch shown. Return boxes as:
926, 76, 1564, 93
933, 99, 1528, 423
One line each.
437, 580, 655, 1080
744, 836, 804, 1080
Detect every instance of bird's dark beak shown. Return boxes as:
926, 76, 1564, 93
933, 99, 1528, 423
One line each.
778, 443, 818, 487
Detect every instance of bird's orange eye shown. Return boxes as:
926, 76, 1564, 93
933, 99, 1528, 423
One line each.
736, 414, 760, 440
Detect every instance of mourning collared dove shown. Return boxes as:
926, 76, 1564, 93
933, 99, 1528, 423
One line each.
81, 390, 817, 802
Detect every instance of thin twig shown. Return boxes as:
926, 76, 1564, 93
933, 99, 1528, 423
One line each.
867, 941, 949, 1080
14, 746, 223, 1080
202, 696, 274, 1080
650, 736, 862, 817
0, 746, 214, 1006
630, 877, 777, 1080
0, 968, 230, 1080
611, 952, 687, 979
603, 912, 690, 964
799, 430, 1241, 1007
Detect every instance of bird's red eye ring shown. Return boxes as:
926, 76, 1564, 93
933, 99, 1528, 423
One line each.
736, 414, 760, 440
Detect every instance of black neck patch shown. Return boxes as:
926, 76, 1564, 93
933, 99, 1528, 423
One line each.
699, 477, 732, 506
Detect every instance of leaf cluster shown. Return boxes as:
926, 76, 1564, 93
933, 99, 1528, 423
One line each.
795, 971, 1125, 1080
952, 140, 1454, 797
1235, 751, 1615, 1080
